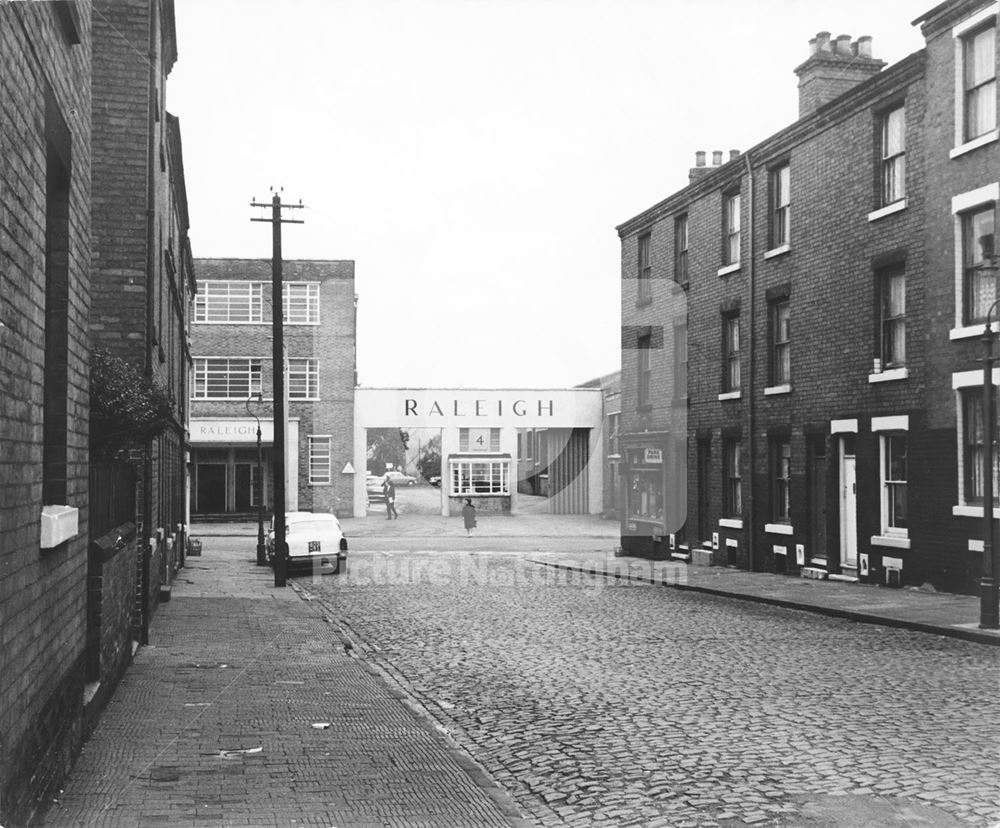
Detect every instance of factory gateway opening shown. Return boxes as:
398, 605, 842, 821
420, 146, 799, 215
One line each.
353, 389, 605, 519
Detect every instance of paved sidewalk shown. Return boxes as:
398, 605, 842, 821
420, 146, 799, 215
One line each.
526, 550, 1000, 647
41, 537, 529, 828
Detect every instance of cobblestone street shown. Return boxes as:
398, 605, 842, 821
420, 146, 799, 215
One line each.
303, 549, 1000, 827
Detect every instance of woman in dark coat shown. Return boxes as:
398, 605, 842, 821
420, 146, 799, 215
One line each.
461, 498, 477, 536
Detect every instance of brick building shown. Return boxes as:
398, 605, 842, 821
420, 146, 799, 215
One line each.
576, 371, 624, 518
617, 0, 998, 595
189, 259, 357, 519
90, 0, 193, 632
0, 2, 93, 823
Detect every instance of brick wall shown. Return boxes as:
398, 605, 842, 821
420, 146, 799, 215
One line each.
616, 28, 980, 590
0, 2, 93, 824
190, 259, 358, 517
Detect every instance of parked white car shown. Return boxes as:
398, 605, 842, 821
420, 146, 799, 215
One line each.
266, 511, 347, 574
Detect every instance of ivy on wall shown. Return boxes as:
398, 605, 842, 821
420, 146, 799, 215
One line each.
90, 349, 174, 458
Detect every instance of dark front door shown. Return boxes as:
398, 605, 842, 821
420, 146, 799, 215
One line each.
196, 464, 226, 513
697, 439, 711, 542
807, 436, 828, 565
235, 463, 252, 512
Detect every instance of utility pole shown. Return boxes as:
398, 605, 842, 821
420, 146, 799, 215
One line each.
251, 190, 303, 587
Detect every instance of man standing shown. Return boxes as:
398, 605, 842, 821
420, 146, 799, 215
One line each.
383, 475, 398, 520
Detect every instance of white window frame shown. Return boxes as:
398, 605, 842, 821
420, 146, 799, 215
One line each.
950, 183, 999, 338
723, 314, 741, 393
283, 282, 320, 325
770, 299, 791, 386
308, 435, 332, 485
195, 281, 263, 324
880, 105, 906, 207
637, 232, 652, 302
878, 264, 906, 370
770, 164, 790, 250
192, 357, 263, 400
637, 335, 652, 407
953, 370, 1000, 518
723, 191, 741, 268
449, 457, 510, 496
951, 5, 999, 158
287, 358, 319, 400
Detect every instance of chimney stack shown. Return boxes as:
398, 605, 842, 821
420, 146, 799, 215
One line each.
794, 31, 885, 118
689, 149, 738, 182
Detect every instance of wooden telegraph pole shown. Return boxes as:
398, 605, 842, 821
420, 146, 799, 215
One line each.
251, 190, 303, 587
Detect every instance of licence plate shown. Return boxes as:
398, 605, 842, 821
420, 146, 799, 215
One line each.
308, 541, 321, 552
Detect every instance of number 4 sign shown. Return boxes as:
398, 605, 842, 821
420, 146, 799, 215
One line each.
468, 428, 490, 452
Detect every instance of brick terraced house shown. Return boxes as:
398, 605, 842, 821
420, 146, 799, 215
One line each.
0, 1, 194, 822
189, 259, 357, 519
617, 0, 998, 595
90, 0, 194, 646
0, 3, 94, 823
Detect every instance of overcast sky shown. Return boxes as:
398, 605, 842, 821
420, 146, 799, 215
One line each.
169, 0, 929, 390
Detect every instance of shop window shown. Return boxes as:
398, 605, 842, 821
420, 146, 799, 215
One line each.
625, 446, 665, 524
450, 459, 509, 495
283, 282, 320, 324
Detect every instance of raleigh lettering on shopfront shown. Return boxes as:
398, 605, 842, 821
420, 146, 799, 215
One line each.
192, 419, 275, 443
404, 399, 555, 418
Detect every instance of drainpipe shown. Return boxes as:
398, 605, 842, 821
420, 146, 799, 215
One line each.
744, 151, 756, 573
140, 0, 159, 644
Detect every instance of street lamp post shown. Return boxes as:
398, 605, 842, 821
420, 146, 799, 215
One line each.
246, 392, 266, 567
978, 251, 1000, 629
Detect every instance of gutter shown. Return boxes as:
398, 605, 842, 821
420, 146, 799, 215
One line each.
744, 150, 756, 574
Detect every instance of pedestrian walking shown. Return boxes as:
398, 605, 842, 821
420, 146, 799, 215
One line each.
462, 498, 477, 536
383, 475, 398, 519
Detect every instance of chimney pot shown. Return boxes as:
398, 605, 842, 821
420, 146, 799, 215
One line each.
730, 149, 740, 161
816, 31, 832, 51
808, 37, 818, 56
835, 34, 852, 55
856, 35, 873, 58
712, 150, 723, 166
695, 150, 706, 167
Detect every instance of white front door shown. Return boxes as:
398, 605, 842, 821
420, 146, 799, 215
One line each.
840, 446, 858, 570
